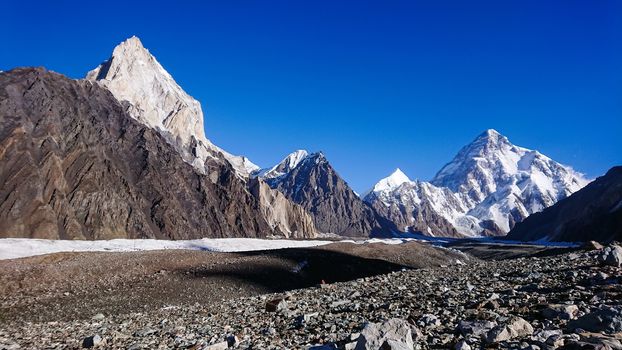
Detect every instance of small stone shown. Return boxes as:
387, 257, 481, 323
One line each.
204, 341, 228, 350
265, 298, 288, 313
134, 328, 157, 337
91, 313, 105, 321
345, 341, 358, 350
418, 314, 440, 327
583, 241, 604, 250
82, 334, 102, 348
454, 340, 471, 350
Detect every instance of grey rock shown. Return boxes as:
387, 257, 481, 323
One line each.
265, 298, 288, 313
542, 304, 579, 320
485, 316, 534, 343
82, 334, 102, 348
203, 341, 228, 350
454, 340, 472, 350
418, 314, 441, 327
354, 318, 414, 350
568, 306, 622, 333
457, 319, 497, 337
601, 245, 622, 267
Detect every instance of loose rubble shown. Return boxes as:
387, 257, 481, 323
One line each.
0, 246, 621, 349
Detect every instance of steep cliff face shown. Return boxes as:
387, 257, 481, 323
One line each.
506, 166, 622, 243
258, 151, 391, 237
248, 178, 317, 238
0, 68, 272, 239
85, 36, 259, 177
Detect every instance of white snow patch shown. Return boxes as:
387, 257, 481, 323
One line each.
0, 238, 334, 260
0, 237, 426, 260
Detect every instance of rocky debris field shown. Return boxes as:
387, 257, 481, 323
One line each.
0, 243, 620, 349
0, 241, 469, 324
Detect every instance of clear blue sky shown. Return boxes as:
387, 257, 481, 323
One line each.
3, 1, 621, 192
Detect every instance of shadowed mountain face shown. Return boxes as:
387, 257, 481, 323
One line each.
506, 166, 622, 242
261, 152, 392, 237
0, 68, 273, 239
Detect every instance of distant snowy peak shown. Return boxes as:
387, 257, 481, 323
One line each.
365, 128, 590, 237
373, 168, 411, 193
86, 36, 258, 177
431, 129, 588, 205
255, 150, 310, 179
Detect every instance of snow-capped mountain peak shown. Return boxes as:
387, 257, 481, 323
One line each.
431, 129, 587, 205
365, 129, 590, 237
254, 150, 310, 179
373, 168, 411, 193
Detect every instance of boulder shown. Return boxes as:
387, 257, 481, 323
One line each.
265, 298, 288, 313
600, 246, 622, 267
568, 306, 622, 333
354, 318, 414, 350
485, 316, 534, 343
456, 320, 497, 338
542, 304, 579, 320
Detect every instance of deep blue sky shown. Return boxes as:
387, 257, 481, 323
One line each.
3, 1, 621, 192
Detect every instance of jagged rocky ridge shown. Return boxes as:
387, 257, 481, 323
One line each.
85, 36, 317, 238
506, 166, 622, 242
255, 151, 392, 237
0, 68, 274, 239
364, 130, 589, 237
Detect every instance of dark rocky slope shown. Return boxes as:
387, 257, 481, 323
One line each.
265, 153, 393, 237
506, 166, 622, 242
0, 68, 272, 239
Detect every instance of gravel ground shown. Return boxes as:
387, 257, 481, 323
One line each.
0, 241, 469, 324
1, 243, 620, 349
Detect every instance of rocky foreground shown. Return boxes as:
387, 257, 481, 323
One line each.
1, 245, 621, 349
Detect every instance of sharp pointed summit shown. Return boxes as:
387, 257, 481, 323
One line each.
86, 36, 206, 146
365, 129, 590, 237
372, 168, 411, 193
86, 36, 259, 177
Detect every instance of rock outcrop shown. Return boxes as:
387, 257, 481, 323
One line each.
248, 178, 317, 238
0, 68, 272, 239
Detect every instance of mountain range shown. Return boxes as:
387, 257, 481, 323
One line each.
1, 36, 616, 241
363, 129, 589, 237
